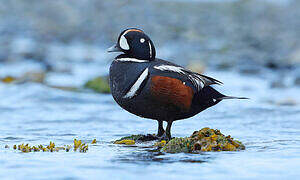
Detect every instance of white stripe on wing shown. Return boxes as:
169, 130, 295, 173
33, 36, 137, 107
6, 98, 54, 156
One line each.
153, 65, 204, 90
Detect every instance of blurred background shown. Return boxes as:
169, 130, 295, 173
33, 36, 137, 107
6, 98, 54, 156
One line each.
1, 0, 300, 87
0, 0, 300, 179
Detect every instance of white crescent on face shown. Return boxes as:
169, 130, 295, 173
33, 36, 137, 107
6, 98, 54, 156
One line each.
119, 34, 130, 50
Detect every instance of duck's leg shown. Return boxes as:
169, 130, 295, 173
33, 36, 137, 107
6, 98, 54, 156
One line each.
157, 121, 173, 141
157, 120, 165, 137
165, 121, 173, 140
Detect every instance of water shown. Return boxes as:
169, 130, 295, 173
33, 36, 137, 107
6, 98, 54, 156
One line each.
0, 57, 300, 180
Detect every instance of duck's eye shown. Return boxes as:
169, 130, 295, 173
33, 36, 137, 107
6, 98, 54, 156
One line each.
140, 38, 145, 43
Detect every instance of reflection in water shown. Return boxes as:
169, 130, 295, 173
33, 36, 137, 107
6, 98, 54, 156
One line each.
112, 145, 215, 164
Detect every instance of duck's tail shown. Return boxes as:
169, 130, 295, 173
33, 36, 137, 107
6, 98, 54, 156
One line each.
203, 86, 249, 101
216, 96, 249, 100
196, 86, 248, 112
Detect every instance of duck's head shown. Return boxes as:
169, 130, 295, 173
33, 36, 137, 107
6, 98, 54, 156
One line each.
107, 28, 156, 60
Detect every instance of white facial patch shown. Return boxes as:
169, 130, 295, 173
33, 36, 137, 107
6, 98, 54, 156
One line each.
123, 68, 149, 98
140, 38, 145, 43
119, 35, 130, 50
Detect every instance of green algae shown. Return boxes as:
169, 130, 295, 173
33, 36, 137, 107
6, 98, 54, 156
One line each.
114, 128, 245, 153
84, 76, 110, 93
117, 134, 146, 141
114, 139, 136, 145
113, 135, 147, 145
161, 127, 245, 153
6, 139, 97, 153
114, 134, 161, 145
161, 138, 191, 153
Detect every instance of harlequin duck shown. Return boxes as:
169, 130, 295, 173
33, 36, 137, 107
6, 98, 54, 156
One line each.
108, 28, 247, 140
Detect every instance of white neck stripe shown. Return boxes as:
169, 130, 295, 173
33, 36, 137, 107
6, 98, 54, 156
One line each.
123, 68, 149, 98
116, 58, 149, 63
148, 41, 152, 59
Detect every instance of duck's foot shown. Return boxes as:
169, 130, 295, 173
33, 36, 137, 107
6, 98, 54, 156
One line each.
157, 132, 171, 141
136, 133, 172, 142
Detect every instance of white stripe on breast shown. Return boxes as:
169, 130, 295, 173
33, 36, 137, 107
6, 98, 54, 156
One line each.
116, 58, 149, 63
123, 68, 149, 98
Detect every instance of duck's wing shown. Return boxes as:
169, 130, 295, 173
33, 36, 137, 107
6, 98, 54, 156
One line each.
151, 62, 222, 92
182, 69, 223, 87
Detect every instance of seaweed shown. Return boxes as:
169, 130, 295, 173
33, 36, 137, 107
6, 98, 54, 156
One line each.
117, 134, 146, 141
161, 138, 192, 153
6, 139, 95, 153
161, 127, 245, 153
114, 139, 136, 145
154, 140, 167, 148
114, 134, 158, 145
84, 76, 111, 94
91, 139, 97, 144
114, 128, 245, 153
113, 135, 142, 145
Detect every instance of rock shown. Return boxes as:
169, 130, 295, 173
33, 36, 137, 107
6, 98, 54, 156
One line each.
265, 61, 292, 70
84, 76, 110, 94
114, 128, 245, 153
0, 71, 46, 84
0, 76, 16, 83
295, 77, 300, 86
154, 140, 167, 148
270, 80, 286, 89
265, 62, 280, 69
161, 127, 245, 153
114, 134, 158, 144
114, 140, 135, 145
216, 61, 233, 71
48, 85, 79, 92
161, 138, 191, 153
238, 63, 261, 75
265, 98, 298, 106
289, 48, 300, 65
239, 68, 261, 75
276, 98, 297, 106
20, 71, 46, 83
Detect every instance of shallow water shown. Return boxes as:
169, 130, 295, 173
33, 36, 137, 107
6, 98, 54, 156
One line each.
0, 58, 300, 179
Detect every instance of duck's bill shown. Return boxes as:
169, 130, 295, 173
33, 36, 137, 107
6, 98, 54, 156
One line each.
107, 45, 122, 52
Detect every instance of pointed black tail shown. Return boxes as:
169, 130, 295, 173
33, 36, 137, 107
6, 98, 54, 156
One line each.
194, 86, 248, 112
203, 86, 249, 101
216, 96, 249, 100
